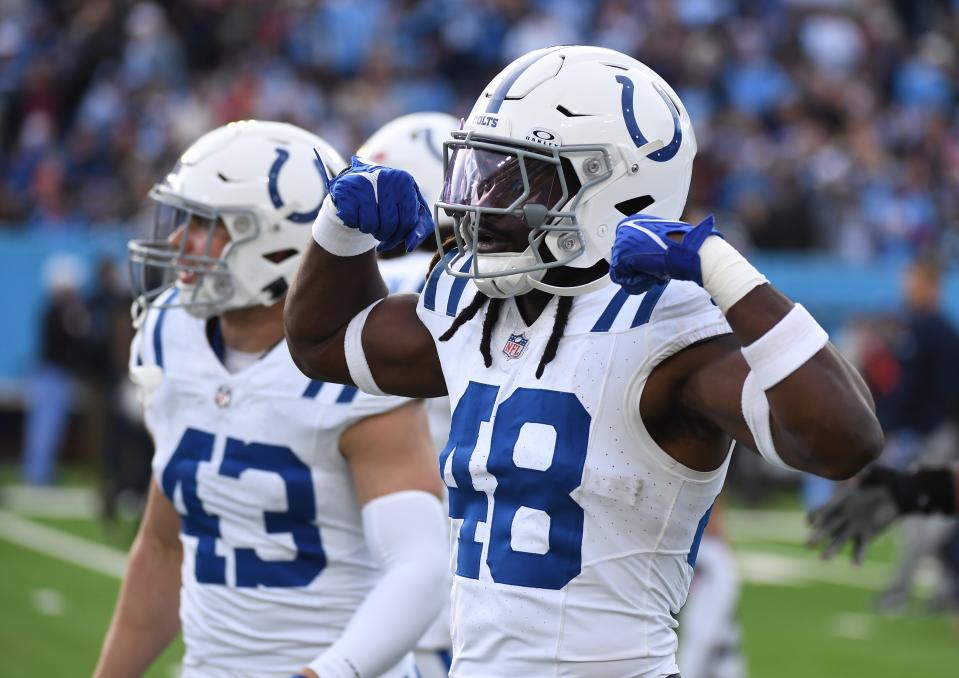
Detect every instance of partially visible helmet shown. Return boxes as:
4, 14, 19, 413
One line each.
437, 45, 697, 297
129, 120, 346, 318
357, 112, 460, 232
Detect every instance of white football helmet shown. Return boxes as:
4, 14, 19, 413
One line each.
356, 111, 460, 232
129, 120, 346, 318
437, 45, 697, 297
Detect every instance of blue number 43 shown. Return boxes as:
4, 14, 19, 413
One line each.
160, 428, 326, 588
440, 382, 591, 590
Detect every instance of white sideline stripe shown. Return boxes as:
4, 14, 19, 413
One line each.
1, 485, 99, 518
0, 510, 126, 579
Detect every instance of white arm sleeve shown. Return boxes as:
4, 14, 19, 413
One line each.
308, 490, 449, 678
741, 372, 791, 470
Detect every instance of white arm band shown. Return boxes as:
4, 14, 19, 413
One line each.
312, 196, 378, 257
740, 304, 829, 390
741, 371, 790, 469
738, 305, 829, 470
308, 490, 449, 678
344, 300, 388, 396
698, 235, 768, 313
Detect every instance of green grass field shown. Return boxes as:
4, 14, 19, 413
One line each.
1, 477, 956, 677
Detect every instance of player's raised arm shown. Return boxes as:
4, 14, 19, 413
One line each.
285, 157, 446, 398
610, 215, 884, 480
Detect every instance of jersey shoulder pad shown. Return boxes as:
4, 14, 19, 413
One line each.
130, 287, 183, 370
567, 280, 730, 341
416, 248, 478, 319
301, 380, 411, 430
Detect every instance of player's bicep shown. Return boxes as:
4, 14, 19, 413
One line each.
681, 337, 758, 451
362, 294, 446, 398
340, 400, 444, 506
138, 479, 182, 552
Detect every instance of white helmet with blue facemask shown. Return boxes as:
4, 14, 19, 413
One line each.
129, 120, 346, 318
437, 45, 697, 298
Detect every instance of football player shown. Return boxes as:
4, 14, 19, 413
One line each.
358, 111, 460, 678
94, 121, 448, 678
285, 46, 883, 677
677, 507, 745, 678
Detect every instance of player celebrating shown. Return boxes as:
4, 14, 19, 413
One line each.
286, 46, 883, 677
94, 121, 448, 678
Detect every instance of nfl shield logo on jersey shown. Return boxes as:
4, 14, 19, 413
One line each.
502, 332, 529, 360
214, 385, 232, 408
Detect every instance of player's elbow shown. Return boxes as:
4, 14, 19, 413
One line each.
816, 416, 884, 480
284, 313, 333, 381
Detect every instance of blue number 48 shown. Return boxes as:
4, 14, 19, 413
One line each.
440, 382, 591, 590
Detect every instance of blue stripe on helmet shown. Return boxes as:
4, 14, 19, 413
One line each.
485, 47, 564, 114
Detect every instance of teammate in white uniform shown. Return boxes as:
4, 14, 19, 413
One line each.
94, 121, 448, 678
285, 46, 883, 677
360, 111, 460, 678
677, 508, 745, 678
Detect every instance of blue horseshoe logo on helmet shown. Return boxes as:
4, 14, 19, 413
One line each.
615, 75, 682, 162
415, 127, 444, 163
267, 148, 326, 223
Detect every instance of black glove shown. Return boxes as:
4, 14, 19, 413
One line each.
807, 466, 955, 564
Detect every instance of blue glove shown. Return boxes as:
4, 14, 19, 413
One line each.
315, 153, 435, 252
609, 214, 723, 295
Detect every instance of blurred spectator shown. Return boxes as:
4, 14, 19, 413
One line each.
85, 258, 152, 524
872, 256, 959, 612
20, 254, 91, 485
0, 0, 956, 260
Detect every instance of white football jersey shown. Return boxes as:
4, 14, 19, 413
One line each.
131, 290, 415, 678
416, 252, 733, 678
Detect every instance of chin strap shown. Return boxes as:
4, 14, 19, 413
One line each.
528, 273, 611, 297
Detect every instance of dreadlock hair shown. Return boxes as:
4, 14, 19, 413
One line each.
536, 295, 573, 378
439, 289, 574, 377
431, 233, 575, 378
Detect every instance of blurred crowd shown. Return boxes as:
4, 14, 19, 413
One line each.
1, 0, 958, 258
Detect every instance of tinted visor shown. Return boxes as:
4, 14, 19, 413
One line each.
440, 145, 568, 212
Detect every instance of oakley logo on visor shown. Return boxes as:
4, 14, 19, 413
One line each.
615, 75, 682, 163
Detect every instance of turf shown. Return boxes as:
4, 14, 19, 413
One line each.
0, 539, 183, 678
740, 582, 957, 677
1, 500, 956, 676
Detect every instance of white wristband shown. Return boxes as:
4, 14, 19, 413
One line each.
740, 304, 829, 391
312, 196, 378, 256
698, 236, 768, 313
345, 300, 388, 396
741, 371, 791, 469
